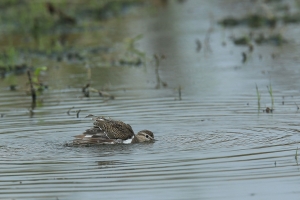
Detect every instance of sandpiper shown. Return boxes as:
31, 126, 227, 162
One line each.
73, 114, 155, 145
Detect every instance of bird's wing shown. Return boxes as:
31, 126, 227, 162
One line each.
92, 117, 134, 140
73, 134, 120, 145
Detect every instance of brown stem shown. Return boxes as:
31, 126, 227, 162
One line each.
27, 70, 36, 104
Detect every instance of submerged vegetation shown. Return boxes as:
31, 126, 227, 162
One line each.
0, 0, 152, 94
118, 34, 145, 67
0, 0, 147, 67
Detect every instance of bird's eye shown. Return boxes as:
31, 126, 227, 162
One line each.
146, 135, 149, 138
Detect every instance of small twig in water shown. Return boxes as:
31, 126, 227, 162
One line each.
28, 107, 34, 118
154, 54, 161, 89
67, 106, 74, 115
204, 20, 213, 54
196, 39, 202, 52
264, 107, 273, 113
178, 86, 182, 100
242, 52, 247, 63
99, 90, 115, 99
82, 83, 90, 97
27, 70, 36, 104
162, 81, 168, 88
295, 102, 299, 110
76, 109, 81, 118
296, 147, 299, 165
153, 54, 167, 89
154, 54, 159, 68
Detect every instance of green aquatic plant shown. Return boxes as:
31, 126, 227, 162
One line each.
0, 46, 18, 68
32, 66, 47, 92
7, 46, 17, 66
255, 84, 261, 110
267, 83, 274, 109
32, 66, 47, 82
122, 34, 145, 66
126, 34, 144, 56
26, 66, 47, 109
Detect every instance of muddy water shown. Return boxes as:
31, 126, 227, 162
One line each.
2, 0, 300, 199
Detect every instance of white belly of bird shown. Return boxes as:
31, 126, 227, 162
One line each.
123, 136, 134, 144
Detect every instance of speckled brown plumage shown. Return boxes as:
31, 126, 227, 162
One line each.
89, 116, 134, 140
73, 115, 154, 145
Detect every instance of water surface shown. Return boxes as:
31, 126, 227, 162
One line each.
1, 1, 300, 199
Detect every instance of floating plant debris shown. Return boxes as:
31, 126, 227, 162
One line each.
255, 33, 287, 46
232, 36, 250, 45
219, 14, 276, 28
231, 33, 287, 46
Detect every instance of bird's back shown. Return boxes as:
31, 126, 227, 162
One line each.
73, 116, 135, 145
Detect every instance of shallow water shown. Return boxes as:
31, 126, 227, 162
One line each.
2, 0, 300, 199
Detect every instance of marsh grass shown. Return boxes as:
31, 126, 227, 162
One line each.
255, 84, 261, 110
32, 66, 47, 93
154, 54, 161, 89
0, 46, 19, 88
267, 83, 274, 109
124, 34, 145, 65
7, 46, 17, 66
0, 46, 18, 68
